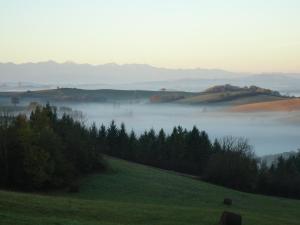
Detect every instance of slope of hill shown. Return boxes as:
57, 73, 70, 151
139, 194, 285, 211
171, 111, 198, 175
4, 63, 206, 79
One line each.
0, 88, 196, 103
0, 85, 292, 106
176, 85, 288, 105
1, 157, 300, 225
230, 98, 300, 112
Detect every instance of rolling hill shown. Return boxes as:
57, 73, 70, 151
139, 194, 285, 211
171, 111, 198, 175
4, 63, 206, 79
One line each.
175, 84, 289, 105
0, 88, 196, 103
0, 85, 293, 107
1, 157, 300, 225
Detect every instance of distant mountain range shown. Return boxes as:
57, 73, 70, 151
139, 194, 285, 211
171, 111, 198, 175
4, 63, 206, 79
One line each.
1, 61, 300, 95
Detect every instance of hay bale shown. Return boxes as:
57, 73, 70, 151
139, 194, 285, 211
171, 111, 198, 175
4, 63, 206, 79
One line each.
223, 198, 232, 206
219, 211, 242, 225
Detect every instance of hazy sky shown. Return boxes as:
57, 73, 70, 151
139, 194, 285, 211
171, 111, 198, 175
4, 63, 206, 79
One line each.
1, 0, 300, 72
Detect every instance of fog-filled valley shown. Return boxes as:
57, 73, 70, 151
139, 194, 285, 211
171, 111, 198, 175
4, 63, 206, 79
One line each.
3, 1, 300, 224
1, 82, 300, 157
60, 102, 300, 156
3, 95, 298, 156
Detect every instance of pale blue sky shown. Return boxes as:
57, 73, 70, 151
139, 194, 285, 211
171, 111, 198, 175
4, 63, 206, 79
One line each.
1, 0, 300, 72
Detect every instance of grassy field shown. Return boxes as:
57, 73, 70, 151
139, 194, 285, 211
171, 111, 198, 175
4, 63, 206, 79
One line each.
1, 157, 300, 225
176, 91, 286, 105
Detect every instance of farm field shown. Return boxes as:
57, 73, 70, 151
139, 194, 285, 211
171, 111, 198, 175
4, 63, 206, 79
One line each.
1, 157, 300, 225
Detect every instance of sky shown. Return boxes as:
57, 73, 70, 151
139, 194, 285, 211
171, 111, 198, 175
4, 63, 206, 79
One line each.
1, 0, 300, 73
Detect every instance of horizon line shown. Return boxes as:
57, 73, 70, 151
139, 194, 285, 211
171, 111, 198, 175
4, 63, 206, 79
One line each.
1, 60, 300, 75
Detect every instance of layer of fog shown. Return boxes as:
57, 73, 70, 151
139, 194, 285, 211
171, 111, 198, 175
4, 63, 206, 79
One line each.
57, 102, 300, 156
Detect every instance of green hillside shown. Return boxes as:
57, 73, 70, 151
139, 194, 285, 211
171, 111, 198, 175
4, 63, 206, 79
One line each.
1, 157, 300, 225
0, 88, 195, 103
0, 85, 290, 106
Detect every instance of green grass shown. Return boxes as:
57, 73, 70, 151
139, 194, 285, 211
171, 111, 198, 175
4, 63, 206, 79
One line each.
1, 157, 300, 225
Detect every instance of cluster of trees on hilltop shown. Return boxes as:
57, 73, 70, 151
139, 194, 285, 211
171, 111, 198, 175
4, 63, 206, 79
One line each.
0, 104, 106, 191
204, 84, 281, 96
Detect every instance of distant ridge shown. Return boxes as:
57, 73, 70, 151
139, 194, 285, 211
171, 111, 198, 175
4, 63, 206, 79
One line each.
1, 61, 300, 94
0, 61, 241, 84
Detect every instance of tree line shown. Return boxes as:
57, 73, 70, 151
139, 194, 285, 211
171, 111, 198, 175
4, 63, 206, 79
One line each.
1, 105, 300, 198
98, 121, 300, 198
0, 104, 105, 191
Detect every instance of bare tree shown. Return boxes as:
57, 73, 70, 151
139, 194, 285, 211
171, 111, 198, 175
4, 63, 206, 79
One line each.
219, 136, 254, 156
